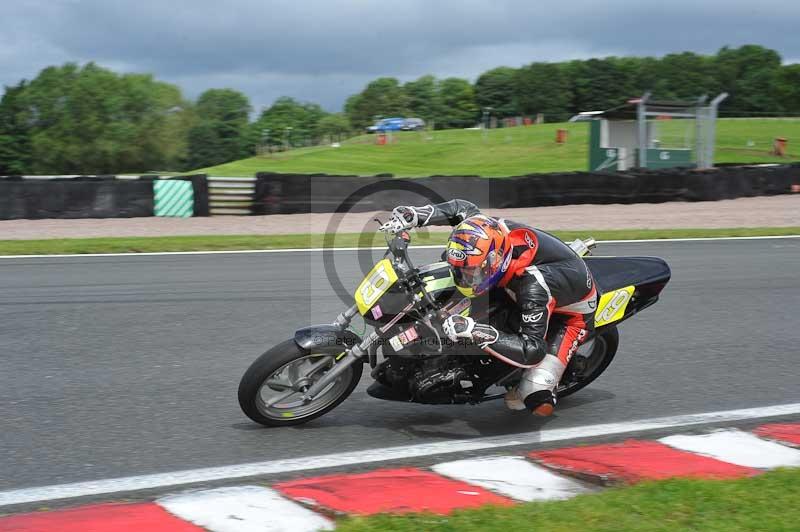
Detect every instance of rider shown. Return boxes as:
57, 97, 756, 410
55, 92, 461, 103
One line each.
383, 199, 597, 416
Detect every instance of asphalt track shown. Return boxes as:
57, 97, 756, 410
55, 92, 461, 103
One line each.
1, 238, 799, 493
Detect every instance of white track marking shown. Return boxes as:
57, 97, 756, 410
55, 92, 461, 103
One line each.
0, 235, 797, 259
157, 485, 333, 532
659, 429, 800, 469
0, 247, 428, 259
432, 456, 590, 502
1, 402, 799, 507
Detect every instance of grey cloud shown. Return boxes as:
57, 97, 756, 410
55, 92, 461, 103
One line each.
2, 0, 799, 111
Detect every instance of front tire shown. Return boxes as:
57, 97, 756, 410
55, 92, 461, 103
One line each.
238, 339, 363, 427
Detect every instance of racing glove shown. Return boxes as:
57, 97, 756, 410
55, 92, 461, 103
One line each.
381, 205, 435, 233
443, 315, 499, 348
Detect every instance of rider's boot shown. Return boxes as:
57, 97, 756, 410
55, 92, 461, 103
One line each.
505, 354, 566, 416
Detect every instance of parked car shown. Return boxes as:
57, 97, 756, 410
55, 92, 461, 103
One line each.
401, 118, 426, 131
366, 117, 405, 133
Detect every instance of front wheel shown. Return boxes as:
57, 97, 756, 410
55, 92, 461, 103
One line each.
238, 339, 363, 427
557, 326, 619, 398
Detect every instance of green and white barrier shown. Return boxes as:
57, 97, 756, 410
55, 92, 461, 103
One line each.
154, 180, 194, 217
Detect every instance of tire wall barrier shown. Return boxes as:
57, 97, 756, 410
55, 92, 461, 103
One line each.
0, 176, 154, 220
251, 164, 800, 214
0, 174, 209, 220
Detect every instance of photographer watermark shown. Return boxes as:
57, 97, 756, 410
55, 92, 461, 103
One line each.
321, 179, 449, 308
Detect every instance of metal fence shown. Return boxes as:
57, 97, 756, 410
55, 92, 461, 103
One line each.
208, 176, 256, 215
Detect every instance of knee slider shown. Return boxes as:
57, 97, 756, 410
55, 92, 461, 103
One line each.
517, 354, 565, 398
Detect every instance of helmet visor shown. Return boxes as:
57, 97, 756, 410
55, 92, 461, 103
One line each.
451, 250, 503, 296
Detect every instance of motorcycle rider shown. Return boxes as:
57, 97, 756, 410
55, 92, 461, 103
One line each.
382, 199, 597, 416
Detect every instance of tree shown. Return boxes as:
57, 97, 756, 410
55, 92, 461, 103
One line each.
569, 58, 629, 113
5, 62, 192, 174
403, 75, 440, 121
657, 52, 720, 100
0, 81, 33, 174
715, 45, 783, 114
776, 64, 800, 114
625, 56, 671, 101
249, 96, 328, 149
607, 56, 643, 100
344, 77, 408, 129
316, 113, 351, 141
194, 88, 252, 124
435, 78, 478, 128
112, 73, 191, 172
475, 67, 518, 118
514, 63, 571, 122
187, 88, 251, 168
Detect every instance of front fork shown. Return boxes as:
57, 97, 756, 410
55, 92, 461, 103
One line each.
303, 295, 420, 401
302, 304, 377, 401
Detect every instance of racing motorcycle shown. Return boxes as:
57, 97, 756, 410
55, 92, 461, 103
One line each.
238, 225, 671, 427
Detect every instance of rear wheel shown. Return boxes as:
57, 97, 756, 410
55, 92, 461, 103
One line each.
238, 339, 363, 427
557, 326, 618, 398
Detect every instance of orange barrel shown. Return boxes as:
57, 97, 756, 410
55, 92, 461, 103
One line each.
556, 129, 568, 144
377, 133, 387, 145
773, 137, 787, 156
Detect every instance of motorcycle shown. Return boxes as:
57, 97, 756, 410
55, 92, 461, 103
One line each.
238, 224, 671, 427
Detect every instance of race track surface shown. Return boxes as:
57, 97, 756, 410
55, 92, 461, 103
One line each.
1, 238, 798, 491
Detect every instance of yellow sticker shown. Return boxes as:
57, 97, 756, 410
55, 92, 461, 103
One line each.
595, 286, 635, 327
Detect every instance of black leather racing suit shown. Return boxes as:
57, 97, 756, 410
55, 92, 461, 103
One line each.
419, 199, 597, 367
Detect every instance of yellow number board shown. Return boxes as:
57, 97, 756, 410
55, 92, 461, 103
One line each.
355, 259, 399, 315
594, 285, 635, 327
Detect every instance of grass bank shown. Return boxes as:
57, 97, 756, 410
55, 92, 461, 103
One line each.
1, 227, 798, 256
336, 468, 800, 532
197, 118, 800, 177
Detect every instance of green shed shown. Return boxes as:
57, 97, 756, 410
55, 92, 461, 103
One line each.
575, 92, 727, 172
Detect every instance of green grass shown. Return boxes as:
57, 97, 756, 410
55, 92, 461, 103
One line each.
335, 468, 800, 532
0, 232, 446, 256
197, 118, 800, 177
1, 227, 798, 256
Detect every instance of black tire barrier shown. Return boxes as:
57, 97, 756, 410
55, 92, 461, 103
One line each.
251, 163, 798, 215
0, 174, 210, 220
0, 176, 154, 220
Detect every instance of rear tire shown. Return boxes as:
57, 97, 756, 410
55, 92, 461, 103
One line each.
557, 326, 618, 398
238, 339, 363, 427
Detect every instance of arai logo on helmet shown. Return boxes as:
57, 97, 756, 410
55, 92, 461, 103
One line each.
447, 248, 467, 261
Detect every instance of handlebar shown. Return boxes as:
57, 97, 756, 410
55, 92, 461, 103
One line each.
383, 229, 440, 309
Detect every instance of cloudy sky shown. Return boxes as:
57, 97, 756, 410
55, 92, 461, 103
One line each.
2, 0, 799, 113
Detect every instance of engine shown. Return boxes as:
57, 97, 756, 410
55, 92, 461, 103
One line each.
373, 355, 470, 404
